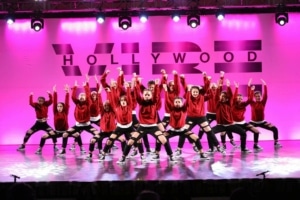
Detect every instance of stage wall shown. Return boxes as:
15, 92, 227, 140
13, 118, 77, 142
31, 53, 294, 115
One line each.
0, 13, 299, 145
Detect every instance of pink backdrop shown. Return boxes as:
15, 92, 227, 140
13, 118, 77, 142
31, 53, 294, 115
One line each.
0, 13, 299, 145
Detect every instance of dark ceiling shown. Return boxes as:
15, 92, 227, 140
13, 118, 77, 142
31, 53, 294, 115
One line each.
1, 0, 300, 19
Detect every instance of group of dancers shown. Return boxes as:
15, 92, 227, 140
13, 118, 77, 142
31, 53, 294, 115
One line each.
17, 68, 282, 163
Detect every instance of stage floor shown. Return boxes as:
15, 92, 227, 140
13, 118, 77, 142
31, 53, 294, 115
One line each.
0, 140, 300, 183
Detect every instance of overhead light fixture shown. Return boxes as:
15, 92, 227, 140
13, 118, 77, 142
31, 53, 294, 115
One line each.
96, 13, 105, 24
139, 13, 148, 23
31, 18, 44, 32
275, 12, 288, 26
187, 14, 200, 28
118, 16, 132, 30
216, 9, 225, 21
6, 13, 15, 24
172, 13, 180, 22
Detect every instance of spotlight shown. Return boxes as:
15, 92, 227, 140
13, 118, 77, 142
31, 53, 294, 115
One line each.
216, 9, 225, 21
118, 16, 132, 30
187, 14, 200, 28
275, 12, 288, 26
172, 14, 180, 22
96, 13, 105, 24
6, 16, 15, 24
31, 18, 44, 32
139, 13, 148, 23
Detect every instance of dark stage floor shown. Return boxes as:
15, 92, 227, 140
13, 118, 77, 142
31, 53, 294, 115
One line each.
1, 140, 300, 199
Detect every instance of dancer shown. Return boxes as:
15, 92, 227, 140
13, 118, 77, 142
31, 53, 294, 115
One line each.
116, 79, 176, 163
211, 79, 251, 153
17, 91, 57, 151
35, 85, 70, 154
226, 79, 263, 151
249, 79, 281, 148
86, 86, 117, 160
153, 84, 209, 160
58, 76, 100, 156
99, 81, 145, 161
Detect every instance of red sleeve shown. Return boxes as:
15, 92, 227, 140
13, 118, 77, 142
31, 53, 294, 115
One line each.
117, 73, 124, 90
99, 92, 104, 114
262, 85, 267, 105
153, 84, 160, 104
215, 86, 222, 104
165, 90, 174, 109
72, 86, 79, 104
29, 95, 35, 107
85, 83, 91, 106
100, 73, 110, 89
53, 92, 58, 114
134, 85, 143, 104
96, 82, 100, 92
227, 86, 233, 106
180, 77, 188, 98
233, 87, 238, 104
245, 86, 253, 105
173, 73, 180, 96
203, 76, 210, 93
107, 91, 115, 109
45, 93, 53, 106
65, 92, 70, 115
126, 87, 132, 107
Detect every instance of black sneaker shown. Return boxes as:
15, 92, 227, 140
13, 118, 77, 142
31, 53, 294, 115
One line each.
200, 153, 210, 160
151, 153, 160, 160
130, 149, 138, 157
146, 148, 153, 153
58, 149, 66, 156
274, 142, 282, 148
217, 146, 226, 155
54, 145, 59, 152
253, 144, 263, 151
222, 143, 227, 149
241, 148, 252, 153
206, 148, 215, 153
117, 156, 126, 164
169, 155, 177, 163
69, 144, 75, 151
193, 146, 199, 152
85, 153, 92, 160
141, 155, 147, 163
175, 149, 182, 156
35, 147, 42, 154
17, 144, 25, 151
99, 154, 105, 161
230, 140, 237, 147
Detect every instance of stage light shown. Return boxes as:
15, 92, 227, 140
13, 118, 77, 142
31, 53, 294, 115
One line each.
139, 13, 148, 23
96, 13, 105, 24
216, 10, 225, 21
187, 14, 200, 28
6, 16, 15, 24
172, 14, 180, 22
31, 18, 44, 32
275, 12, 288, 26
118, 16, 132, 30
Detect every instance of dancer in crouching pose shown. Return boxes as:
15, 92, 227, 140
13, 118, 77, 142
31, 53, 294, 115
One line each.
249, 79, 282, 148
153, 84, 209, 160
99, 81, 145, 161
17, 91, 57, 152
35, 85, 69, 154
226, 79, 262, 151
179, 81, 225, 156
116, 79, 176, 163
211, 79, 251, 153
58, 77, 100, 156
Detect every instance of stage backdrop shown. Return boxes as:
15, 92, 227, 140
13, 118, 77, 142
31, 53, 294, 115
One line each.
0, 13, 299, 145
